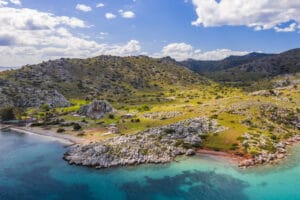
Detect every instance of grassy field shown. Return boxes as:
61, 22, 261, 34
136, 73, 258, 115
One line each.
23, 75, 300, 154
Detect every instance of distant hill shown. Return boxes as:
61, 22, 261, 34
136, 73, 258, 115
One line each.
0, 55, 207, 108
182, 49, 300, 85
181, 52, 273, 73
0, 67, 18, 72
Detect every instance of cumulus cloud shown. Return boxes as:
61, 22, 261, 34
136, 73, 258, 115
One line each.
96, 3, 104, 8
274, 23, 297, 32
191, 0, 300, 32
105, 12, 116, 19
10, 0, 21, 5
119, 10, 135, 19
0, 0, 8, 7
155, 42, 248, 61
76, 4, 92, 12
0, 7, 141, 66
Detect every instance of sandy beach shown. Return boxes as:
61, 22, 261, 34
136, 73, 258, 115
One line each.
1, 125, 87, 145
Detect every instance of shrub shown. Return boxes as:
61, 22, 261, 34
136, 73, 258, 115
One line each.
131, 118, 140, 123
212, 147, 220, 151
175, 139, 184, 147
210, 114, 218, 119
138, 105, 151, 112
0, 107, 15, 121
108, 114, 115, 119
73, 123, 82, 131
164, 128, 176, 134
40, 104, 50, 112
57, 128, 66, 133
182, 143, 193, 149
230, 143, 239, 150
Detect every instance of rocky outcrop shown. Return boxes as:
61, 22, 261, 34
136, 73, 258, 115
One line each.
16, 89, 70, 108
64, 117, 226, 168
78, 100, 114, 119
239, 135, 300, 168
0, 87, 70, 108
143, 111, 182, 120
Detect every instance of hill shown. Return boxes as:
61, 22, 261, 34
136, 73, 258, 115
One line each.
0, 53, 299, 164
182, 49, 300, 87
0, 55, 207, 108
181, 52, 272, 73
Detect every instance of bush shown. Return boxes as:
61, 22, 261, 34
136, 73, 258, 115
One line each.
210, 114, 218, 119
174, 139, 184, 147
164, 128, 176, 134
230, 143, 239, 150
0, 107, 15, 121
40, 104, 50, 112
212, 147, 220, 151
182, 143, 193, 149
131, 118, 140, 123
138, 105, 151, 112
57, 128, 66, 133
73, 123, 82, 131
108, 114, 115, 119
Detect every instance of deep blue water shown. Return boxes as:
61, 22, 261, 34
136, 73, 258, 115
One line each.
1, 130, 300, 200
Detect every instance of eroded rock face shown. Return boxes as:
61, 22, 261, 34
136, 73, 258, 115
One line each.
0, 88, 70, 108
78, 100, 114, 119
64, 117, 226, 169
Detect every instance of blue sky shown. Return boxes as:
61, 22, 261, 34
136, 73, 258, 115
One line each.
0, 0, 299, 66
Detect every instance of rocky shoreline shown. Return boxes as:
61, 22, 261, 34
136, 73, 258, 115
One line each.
238, 135, 300, 168
64, 117, 226, 168
63, 114, 300, 169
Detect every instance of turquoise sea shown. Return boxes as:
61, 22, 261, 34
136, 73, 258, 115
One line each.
1, 130, 300, 200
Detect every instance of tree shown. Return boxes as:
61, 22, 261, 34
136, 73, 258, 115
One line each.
0, 107, 15, 121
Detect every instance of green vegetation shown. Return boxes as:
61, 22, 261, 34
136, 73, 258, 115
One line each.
0, 53, 299, 157
0, 107, 15, 121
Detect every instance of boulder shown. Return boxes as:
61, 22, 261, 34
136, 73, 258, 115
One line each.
185, 149, 196, 156
78, 100, 114, 119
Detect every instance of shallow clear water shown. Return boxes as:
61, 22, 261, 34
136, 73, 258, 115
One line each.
1, 130, 300, 200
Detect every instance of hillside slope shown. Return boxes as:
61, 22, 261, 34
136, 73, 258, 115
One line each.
0, 55, 207, 108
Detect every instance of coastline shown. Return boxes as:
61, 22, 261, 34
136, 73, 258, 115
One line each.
0, 124, 87, 145
196, 149, 244, 164
1, 123, 299, 169
197, 136, 300, 169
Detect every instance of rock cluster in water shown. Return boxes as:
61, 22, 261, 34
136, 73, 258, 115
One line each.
64, 117, 225, 168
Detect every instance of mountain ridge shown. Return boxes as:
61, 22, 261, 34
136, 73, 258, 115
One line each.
181, 48, 300, 85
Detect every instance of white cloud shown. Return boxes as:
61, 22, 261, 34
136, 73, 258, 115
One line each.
96, 3, 104, 8
10, 0, 21, 6
119, 10, 135, 19
155, 43, 248, 61
0, 7, 141, 66
76, 4, 92, 12
192, 0, 300, 32
105, 12, 116, 19
97, 32, 109, 39
0, 0, 8, 7
274, 23, 297, 32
